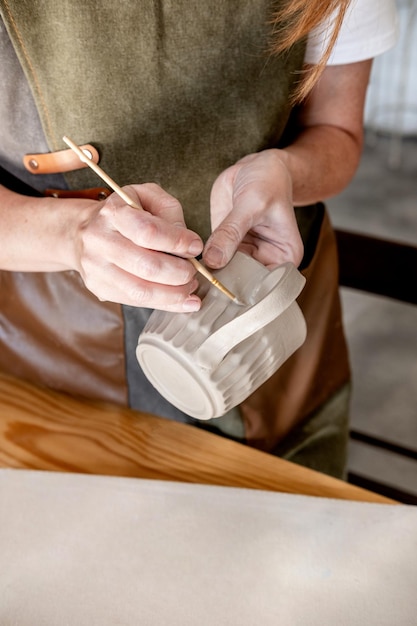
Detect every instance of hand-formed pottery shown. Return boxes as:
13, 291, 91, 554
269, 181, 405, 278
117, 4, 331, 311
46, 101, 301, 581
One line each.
136, 252, 306, 420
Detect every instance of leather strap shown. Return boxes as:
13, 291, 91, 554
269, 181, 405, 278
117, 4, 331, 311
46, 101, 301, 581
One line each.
45, 187, 111, 201
23, 144, 99, 174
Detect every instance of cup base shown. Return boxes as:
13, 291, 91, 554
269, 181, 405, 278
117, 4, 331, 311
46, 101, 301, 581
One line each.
137, 341, 219, 419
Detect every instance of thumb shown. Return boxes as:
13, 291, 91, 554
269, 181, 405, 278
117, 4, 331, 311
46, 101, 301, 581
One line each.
203, 210, 253, 268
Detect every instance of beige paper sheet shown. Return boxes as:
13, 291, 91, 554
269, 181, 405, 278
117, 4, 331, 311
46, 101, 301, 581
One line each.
0, 469, 416, 625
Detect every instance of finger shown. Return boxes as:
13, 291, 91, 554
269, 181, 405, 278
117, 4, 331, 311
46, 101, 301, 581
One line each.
205, 164, 262, 267
124, 183, 188, 228
83, 263, 201, 312
203, 213, 251, 268
209, 165, 237, 231
204, 176, 258, 267
102, 192, 203, 258
96, 233, 199, 285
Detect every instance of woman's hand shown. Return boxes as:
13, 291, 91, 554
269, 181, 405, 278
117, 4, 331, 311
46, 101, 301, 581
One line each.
203, 149, 303, 270
0, 182, 203, 312
73, 183, 204, 311
203, 61, 373, 271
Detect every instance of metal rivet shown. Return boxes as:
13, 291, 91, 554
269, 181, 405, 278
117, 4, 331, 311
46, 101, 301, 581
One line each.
28, 158, 39, 170
97, 191, 109, 201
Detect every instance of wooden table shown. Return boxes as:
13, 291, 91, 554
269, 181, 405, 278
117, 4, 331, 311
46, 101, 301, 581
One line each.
0, 371, 394, 503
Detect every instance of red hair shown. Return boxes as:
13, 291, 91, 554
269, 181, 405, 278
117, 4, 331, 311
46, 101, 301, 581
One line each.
271, 0, 352, 101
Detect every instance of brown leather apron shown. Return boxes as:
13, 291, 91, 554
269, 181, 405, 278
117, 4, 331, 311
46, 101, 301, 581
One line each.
0, 270, 127, 405
241, 207, 350, 451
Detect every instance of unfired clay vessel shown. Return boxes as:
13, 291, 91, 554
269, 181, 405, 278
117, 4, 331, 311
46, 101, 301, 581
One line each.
136, 252, 306, 420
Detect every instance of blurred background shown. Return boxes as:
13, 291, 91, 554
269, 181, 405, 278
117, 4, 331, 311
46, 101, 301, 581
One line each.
327, 0, 417, 503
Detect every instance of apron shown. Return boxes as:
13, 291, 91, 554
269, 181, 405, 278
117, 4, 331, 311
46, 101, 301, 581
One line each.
0, 0, 349, 452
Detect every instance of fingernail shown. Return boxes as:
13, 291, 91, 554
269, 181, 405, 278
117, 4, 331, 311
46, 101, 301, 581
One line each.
188, 239, 203, 256
182, 296, 201, 312
204, 245, 224, 267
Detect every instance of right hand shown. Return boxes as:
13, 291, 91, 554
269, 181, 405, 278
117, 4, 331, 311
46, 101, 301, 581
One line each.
72, 183, 203, 311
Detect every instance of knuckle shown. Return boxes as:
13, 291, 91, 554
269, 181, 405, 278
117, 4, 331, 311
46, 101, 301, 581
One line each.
170, 232, 190, 255
160, 195, 182, 213
128, 282, 150, 305
134, 253, 161, 282
140, 182, 161, 193
137, 216, 160, 246
101, 193, 121, 217
176, 260, 196, 284
216, 221, 242, 246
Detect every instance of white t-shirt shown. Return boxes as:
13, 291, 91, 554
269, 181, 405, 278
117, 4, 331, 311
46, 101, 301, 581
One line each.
306, 0, 399, 65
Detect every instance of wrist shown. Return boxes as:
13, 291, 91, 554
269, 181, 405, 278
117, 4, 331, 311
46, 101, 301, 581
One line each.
0, 187, 96, 272
45, 196, 98, 272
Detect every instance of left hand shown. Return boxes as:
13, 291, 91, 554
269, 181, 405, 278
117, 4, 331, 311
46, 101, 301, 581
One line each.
203, 149, 304, 270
